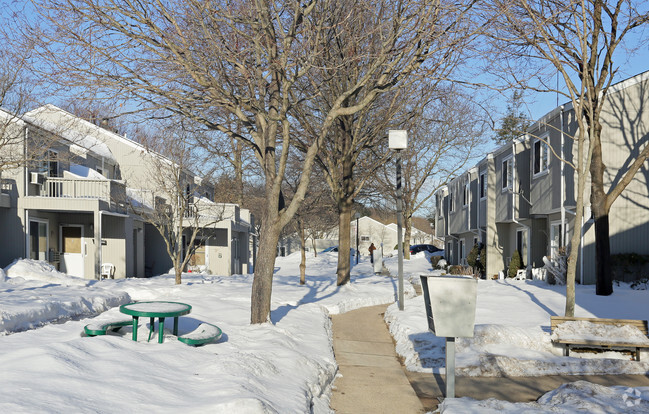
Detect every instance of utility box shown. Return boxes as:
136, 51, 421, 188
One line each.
420, 275, 478, 338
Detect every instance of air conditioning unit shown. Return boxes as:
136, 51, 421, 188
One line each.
30, 172, 45, 185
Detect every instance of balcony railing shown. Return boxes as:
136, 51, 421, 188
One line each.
38, 177, 127, 206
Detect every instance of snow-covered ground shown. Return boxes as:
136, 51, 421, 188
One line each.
2, 252, 649, 413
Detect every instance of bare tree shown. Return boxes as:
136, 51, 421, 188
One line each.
283, 160, 337, 284
293, 1, 480, 285
377, 87, 488, 259
0, 31, 38, 175
30, 0, 469, 323
128, 122, 224, 285
490, 0, 649, 314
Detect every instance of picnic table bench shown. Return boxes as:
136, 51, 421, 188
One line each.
550, 316, 649, 361
177, 323, 223, 346
84, 318, 134, 336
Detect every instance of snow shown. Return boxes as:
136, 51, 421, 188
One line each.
551, 320, 649, 345
0, 252, 405, 413
440, 381, 649, 413
2, 251, 649, 413
68, 164, 107, 180
122, 301, 191, 314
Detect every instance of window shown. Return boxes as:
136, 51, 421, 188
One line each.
38, 150, 59, 177
361, 236, 370, 242
479, 173, 486, 199
449, 192, 454, 212
463, 183, 469, 207
533, 138, 549, 175
502, 157, 513, 191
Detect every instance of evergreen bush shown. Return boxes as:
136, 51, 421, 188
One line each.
508, 250, 523, 278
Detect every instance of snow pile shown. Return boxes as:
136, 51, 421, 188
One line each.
440, 381, 649, 413
385, 273, 649, 377
0, 253, 400, 413
551, 320, 649, 345
4, 258, 88, 286
68, 164, 107, 180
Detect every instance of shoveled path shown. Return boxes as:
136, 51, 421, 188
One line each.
330, 303, 649, 413
329, 304, 425, 414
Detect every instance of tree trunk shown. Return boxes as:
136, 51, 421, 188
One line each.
299, 223, 306, 285
594, 213, 613, 295
589, 118, 613, 296
312, 237, 318, 258
251, 220, 281, 323
337, 204, 352, 285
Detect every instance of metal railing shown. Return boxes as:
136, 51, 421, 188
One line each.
39, 177, 126, 205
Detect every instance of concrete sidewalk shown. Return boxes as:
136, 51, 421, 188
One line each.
329, 303, 649, 413
329, 304, 425, 414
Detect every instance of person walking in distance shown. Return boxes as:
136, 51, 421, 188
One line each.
368, 243, 377, 264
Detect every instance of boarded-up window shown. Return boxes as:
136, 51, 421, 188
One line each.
62, 226, 82, 254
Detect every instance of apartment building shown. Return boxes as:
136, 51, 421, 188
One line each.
436, 70, 649, 283
0, 104, 253, 278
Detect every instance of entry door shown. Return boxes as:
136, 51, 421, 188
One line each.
60, 225, 84, 277
29, 220, 48, 261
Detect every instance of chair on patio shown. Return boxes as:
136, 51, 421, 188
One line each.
101, 263, 115, 279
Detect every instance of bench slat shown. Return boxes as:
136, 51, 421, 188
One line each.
551, 316, 648, 335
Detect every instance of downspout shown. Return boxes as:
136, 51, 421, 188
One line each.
512, 139, 532, 269
24, 126, 29, 258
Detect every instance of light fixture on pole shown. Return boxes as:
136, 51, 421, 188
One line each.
354, 212, 360, 264
389, 129, 407, 311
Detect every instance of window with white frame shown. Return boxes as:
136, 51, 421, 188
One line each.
463, 182, 470, 207
38, 150, 59, 177
502, 157, 513, 191
533, 138, 549, 175
479, 173, 486, 199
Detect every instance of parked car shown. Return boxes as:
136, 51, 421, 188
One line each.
410, 244, 443, 255
321, 246, 356, 255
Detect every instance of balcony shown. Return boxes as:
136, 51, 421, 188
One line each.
30, 177, 127, 212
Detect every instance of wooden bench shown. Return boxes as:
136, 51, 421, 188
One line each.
84, 319, 134, 337
177, 323, 222, 346
550, 316, 649, 361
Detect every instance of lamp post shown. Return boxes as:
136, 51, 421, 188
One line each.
389, 130, 407, 311
354, 212, 360, 264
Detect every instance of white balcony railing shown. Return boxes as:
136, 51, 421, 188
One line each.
39, 177, 126, 205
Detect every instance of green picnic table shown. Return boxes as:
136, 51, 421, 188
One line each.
119, 301, 192, 343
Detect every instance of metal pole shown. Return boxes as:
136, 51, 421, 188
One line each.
446, 337, 455, 398
396, 150, 404, 311
356, 215, 359, 264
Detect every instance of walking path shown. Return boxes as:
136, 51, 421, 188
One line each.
330, 303, 649, 413
329, 304, 425, 414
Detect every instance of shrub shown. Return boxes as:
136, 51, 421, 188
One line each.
480, 247, 486, 273
467, 243, 480, 269
467, 243, 485, 275
448, 265, 473, 275
508, 250, 523, 278
430, 255, 443, 269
